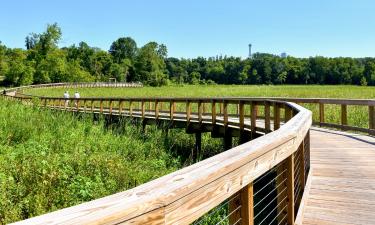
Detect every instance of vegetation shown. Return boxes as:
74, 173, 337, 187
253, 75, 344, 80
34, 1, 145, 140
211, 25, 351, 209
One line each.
25, 84, 375, 130
2, 23, 375, 87
0, 98, 224, 224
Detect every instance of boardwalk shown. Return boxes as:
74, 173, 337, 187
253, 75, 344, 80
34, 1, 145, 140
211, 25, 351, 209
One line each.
303, 128, 375, 225
5, 91, 375, 224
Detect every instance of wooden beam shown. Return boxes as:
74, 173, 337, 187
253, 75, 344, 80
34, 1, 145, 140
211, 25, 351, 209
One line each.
274, 103, 281, 130
319, 103, 324, 125
211, 100, 217, 125
341, 104, 347, 129
240, 183, 254, 225
286, 155, 295, 225
369, 106, 374, 131
264, 101, 271, 133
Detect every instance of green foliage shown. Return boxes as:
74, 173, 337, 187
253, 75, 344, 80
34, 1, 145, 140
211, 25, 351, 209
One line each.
4, 23, 375, 87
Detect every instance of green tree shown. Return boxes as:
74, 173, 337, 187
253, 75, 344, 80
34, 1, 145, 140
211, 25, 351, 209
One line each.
109, 37, 137, 63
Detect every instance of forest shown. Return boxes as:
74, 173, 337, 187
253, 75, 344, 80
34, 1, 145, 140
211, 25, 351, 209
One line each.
1, 23, 375, 87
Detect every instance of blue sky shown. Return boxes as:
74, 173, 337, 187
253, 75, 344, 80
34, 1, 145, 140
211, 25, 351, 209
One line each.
1, 0, 374, 58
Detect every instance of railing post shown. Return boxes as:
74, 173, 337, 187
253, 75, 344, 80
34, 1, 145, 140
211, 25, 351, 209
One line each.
251, 102, 257, 139
286, 154, 295, 225
109, 100, 113, 115
223, 100, 228, 128
83, 100, 86, 112
319, 103, 325, 126
100, 100, 103, 113
155, 100, 159, 119
76, 99, 80, 112
119, 100, 123, 115
141, 100, 145, 118
239, 101, 245, 143
211, 100, 216, 125
229, 183, 254, 225
264, 101, 271, 133
341, 104, 347, 129
198, 101, 203, 123
170, 100, 175, 120
186, 100, 191, 123
274, 103, 281, 130
369, 106, 374, 135
285, 106, 292, 122
129, 100, 133, 116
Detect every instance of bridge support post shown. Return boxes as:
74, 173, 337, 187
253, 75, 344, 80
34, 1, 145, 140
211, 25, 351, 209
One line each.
223, 133, 232, 150
194, 132, 202, 162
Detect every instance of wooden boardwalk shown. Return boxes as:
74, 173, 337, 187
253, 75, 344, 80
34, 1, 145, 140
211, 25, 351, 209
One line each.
302, 128, 375, 225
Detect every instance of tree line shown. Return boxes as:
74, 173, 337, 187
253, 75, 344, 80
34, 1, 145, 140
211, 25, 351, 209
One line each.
1, 23, 375, 87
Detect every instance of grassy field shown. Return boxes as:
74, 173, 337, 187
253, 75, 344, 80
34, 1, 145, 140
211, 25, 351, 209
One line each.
0, 98, 224, 224
25, 84, 375, 99
25, 85, 375, 129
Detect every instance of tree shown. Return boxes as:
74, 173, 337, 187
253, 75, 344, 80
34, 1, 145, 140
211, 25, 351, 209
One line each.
109, 37, 137, 63
134, 42, 168, 86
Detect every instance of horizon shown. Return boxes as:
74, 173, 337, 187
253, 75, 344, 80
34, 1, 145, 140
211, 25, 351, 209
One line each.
1, 0, 375, 58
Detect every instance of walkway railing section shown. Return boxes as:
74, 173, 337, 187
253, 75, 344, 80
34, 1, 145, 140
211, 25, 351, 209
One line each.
3, 82, 143, 94
263, 98, 375, 135
5, 92, 312, 225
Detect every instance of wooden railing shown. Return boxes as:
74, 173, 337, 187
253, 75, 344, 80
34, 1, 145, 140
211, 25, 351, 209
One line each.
248, 97, 375, 136
4, 92, 312, 225
2, 82, 143, 94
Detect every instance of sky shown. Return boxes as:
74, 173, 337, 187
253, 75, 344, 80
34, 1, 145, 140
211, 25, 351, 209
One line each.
0, 0, 374, 58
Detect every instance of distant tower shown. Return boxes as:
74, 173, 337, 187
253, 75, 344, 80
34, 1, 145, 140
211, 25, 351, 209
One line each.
248, 44, 252, 58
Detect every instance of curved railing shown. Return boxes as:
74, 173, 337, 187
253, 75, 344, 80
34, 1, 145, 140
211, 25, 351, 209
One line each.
3, 87, 312, 225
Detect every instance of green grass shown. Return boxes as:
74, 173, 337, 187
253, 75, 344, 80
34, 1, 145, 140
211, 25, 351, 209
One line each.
25, 84, 375, 130
0, 98, 224, 224
25, 84, 375, 99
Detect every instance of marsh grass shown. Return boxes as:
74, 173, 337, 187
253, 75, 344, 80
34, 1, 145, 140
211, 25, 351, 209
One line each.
0, 98, 224, 224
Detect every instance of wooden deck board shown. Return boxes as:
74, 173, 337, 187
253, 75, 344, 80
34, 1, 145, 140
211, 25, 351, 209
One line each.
302, 128, 375, 225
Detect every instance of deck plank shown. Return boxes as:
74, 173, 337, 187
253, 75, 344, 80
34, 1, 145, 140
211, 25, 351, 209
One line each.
302, 128, 375, 225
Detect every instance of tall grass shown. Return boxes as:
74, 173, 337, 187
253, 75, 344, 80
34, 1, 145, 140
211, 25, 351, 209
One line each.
0, 98, 223, 224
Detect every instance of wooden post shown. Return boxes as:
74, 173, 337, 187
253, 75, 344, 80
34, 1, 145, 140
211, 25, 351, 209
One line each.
211, 100, 216, 125
198, 101, 203, 123
274, 103, 281, 130
286, 155, 295, 225
91, 100, 94, 112
264, 101, 271, 133
119, 100, 123, 115
83, 100, 87, 112
369, 106, 374, 134
285, 106, 292, 122
76, 99, 80, 112
170, 101, 175, 120
319, 103, 325, 126
129, 101, 133, 116
341, 104, 347, 129
223, 101, 228, 128
186, 101, 191, 123
100, 100, 103, 113
240, 183, 254, 225
239, 101, 245, 143
202, 102, 206, 115
109, 100, 113, 115
141, 100, 145, 118
299, 143, 306, 192
155, 100, 159, 119
229, 183, 254, 225
194, 132, 202, 162
228, 194, 241, 225
251, 102, 257, 139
